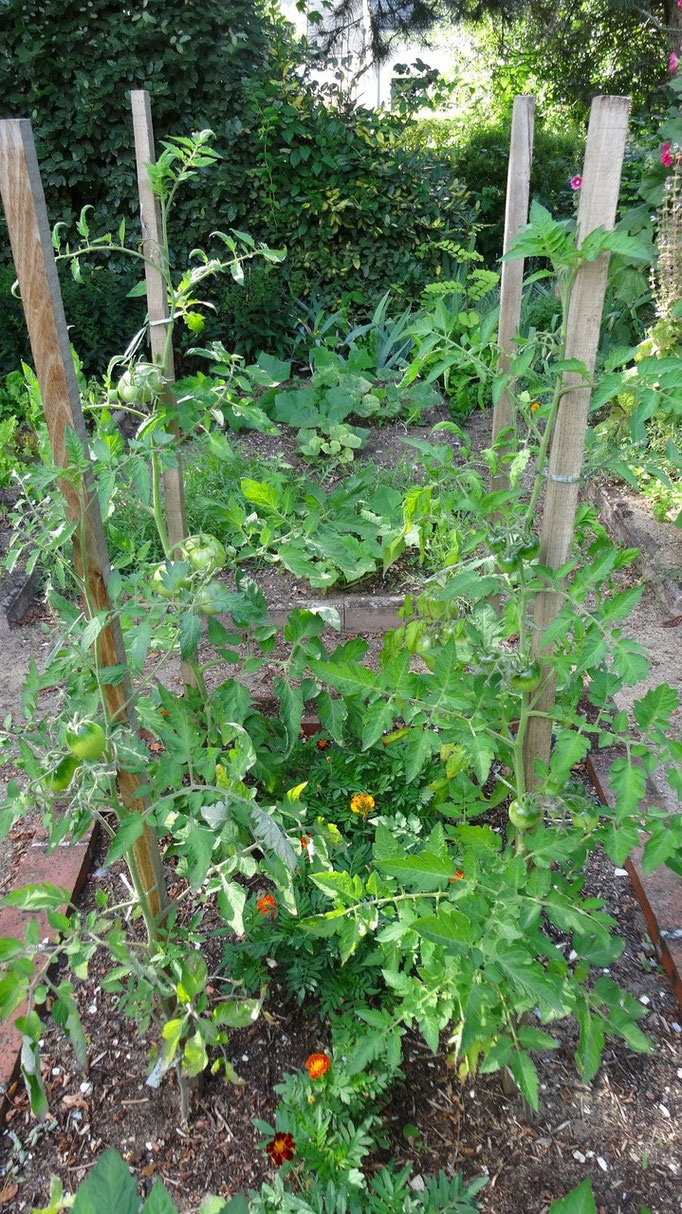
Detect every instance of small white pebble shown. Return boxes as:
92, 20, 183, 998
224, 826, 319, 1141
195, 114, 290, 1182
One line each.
79, 1081, 92, 1094
639, 995, 651, 1006
677, 1068, 682, 1079
573, 1150, 586, 1163
614, 868, 628, 876
586, 1151, 595, 1159
241, 1054, 249, 1062
659, 1104, 671, 1118
672, 1022, 681, 1033
569, 949, 578, 961
409, 1175, 426, 1192
597, 1157, 608, 1172
469, 1089, 476, 1098
51, 1067, 61, 1076
146, 1141, 153, 1151
87, 1003, 97, 1015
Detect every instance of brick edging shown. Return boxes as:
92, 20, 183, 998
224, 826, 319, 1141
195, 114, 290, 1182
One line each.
586, 754, 682, 1007
0, 827, 97, 1125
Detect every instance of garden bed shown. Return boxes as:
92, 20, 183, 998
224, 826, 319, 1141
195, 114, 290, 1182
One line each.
0, 793, 680, 1214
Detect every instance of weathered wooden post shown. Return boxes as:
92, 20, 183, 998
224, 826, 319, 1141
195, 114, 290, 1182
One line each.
522, 96, 630, 788
130, 89, 198, 690
0, 118, 167, 924
491, 95, 535, 490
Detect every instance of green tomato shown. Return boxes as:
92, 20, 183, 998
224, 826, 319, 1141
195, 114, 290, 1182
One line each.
489, 534, 507, 556
117, 364, 163, 405
508, 795, 543, 831
196, 580, 225, 616
497, 550, 522, 574
181, 533, 227, 576
65, 720, 106, 761
152, 562, 190, 599
509, 661, 542, 693
517, 534, 540, 560
45, 753, 81, 793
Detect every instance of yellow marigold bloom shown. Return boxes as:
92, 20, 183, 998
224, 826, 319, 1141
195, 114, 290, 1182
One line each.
531, 401, 540, 412
350, 792, 375, 815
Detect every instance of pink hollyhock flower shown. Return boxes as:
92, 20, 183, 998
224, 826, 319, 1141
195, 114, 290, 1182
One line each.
661, 142, 675, 168
570, 175, 582, 190
670, 51, 678, 73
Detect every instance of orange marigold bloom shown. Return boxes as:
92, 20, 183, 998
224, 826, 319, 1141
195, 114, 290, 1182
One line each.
531, 401, 540, 413
316, 737, 331, 750
257, 893, 277, 919
305, 1052, 331, 1079
266, 1132, 296, 1166
350, 792, 375, 815
449, 870, 465, 882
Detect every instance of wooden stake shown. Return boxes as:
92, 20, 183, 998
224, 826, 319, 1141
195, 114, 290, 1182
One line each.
0, 119, 167, 923
130, 89, 188, 556
492, 96, 535, 488
522, 96, 630, 789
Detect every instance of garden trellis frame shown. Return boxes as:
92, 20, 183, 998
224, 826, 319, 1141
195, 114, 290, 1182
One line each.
0, 93, 632, 908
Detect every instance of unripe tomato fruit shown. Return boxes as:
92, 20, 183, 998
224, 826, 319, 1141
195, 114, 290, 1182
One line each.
45, 753, 81, 793
517, 534, 540, 560
181, 533, 227, 576
65, 721, 106, 761
152, 562, 190, 599
117, 364, 163, 405
509, 661, 542, 692
196, 580, 225, 616
508, 795, 542, 831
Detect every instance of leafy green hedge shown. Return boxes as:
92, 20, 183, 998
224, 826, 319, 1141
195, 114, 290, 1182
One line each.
0, 1, 475, 371
407, 119, 584, 264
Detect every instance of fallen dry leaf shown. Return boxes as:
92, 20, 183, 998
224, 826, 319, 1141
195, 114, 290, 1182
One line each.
0, 1182, 19, 1205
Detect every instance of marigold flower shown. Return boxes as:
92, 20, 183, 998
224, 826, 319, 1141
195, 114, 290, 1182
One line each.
670, 51, 678, 73
449, 869, 465, 882
257, 893, 277, 919
530, 401, 540, 412
266, 1132, 296, 1166
350, 792, 375, 815
305, 1052, 331, 1079
661, 141, 675, 168
316, 737, 331, 751
570, 175, 582, 190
